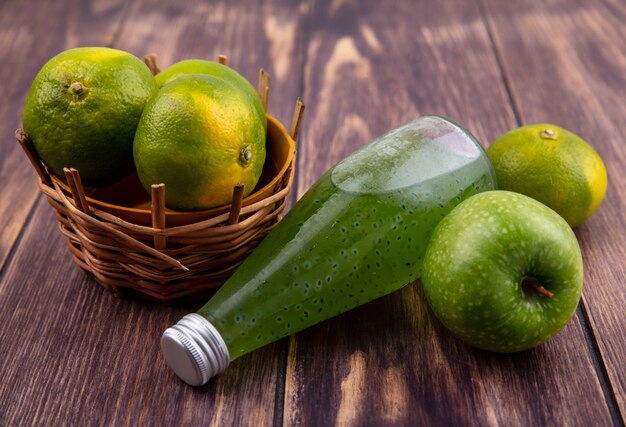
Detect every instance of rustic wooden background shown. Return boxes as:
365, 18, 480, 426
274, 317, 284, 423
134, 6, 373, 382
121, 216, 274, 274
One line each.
0, 0, 624, 425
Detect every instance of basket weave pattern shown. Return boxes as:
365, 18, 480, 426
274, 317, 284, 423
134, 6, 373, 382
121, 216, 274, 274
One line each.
36, 164, 293, 301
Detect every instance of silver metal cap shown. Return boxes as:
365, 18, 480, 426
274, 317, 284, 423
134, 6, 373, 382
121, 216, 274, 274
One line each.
161, 313, 230, 386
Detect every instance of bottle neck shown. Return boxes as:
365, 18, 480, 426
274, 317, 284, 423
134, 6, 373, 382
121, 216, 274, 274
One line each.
161, 313, 230, 386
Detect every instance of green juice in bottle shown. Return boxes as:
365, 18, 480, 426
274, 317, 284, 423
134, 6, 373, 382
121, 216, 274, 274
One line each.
161, 116, 496, 386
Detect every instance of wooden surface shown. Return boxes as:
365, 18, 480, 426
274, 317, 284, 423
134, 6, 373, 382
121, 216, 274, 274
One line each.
0, 0, 623, 425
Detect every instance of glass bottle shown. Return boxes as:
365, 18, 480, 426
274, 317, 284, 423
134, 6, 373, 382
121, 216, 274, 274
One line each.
161, 115, 497, 385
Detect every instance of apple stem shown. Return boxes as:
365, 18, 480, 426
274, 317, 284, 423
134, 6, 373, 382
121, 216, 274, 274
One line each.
531, 284, 554, 298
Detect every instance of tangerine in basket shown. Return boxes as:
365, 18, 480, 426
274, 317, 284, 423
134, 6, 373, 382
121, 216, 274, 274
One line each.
22, 47, 157, 186
155, 59, 266, 131
133, 74, 266, 210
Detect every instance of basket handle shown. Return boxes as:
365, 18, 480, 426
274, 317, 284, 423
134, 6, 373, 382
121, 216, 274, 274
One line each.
144, 53, 160, 75
258, 69, 270, 111
228, 184, 245, 225
15, 128, 52, 187
151, 184, 167, 249
290, 98, 305, 141
63, 168, 91, 214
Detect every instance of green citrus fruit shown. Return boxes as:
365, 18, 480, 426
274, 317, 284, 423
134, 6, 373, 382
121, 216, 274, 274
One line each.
487, 124, 607, 227
133, 74, 266, 210
154, 59, 266, 130
22, 47, 157, 186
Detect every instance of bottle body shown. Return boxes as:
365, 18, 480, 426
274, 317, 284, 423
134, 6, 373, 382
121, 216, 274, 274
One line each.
196, 115, 496, 360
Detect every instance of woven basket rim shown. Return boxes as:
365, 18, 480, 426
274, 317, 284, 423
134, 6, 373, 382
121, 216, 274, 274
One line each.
34, 114, 295, 234
46, 114, 294, 224
39, 163, 294, 235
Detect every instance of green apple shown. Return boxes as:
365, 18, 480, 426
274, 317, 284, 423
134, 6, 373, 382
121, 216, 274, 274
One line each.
422, 190, 583, 352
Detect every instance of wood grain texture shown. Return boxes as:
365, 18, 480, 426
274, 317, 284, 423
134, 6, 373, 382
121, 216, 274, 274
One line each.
116, 0, 307, 127
0, 0, 306, 425
0, 198, 284, 426
0, 0, 131, 271
1, 0, 624, 425
284, 0, 616, 425
297, 0, 518, 193
482, 0, 626, 418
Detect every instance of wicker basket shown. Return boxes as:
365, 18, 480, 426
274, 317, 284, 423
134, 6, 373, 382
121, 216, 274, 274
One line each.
16, 54, 304, 302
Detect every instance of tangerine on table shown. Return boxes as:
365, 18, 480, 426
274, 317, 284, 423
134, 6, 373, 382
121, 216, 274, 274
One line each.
487, 124, 607, 227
